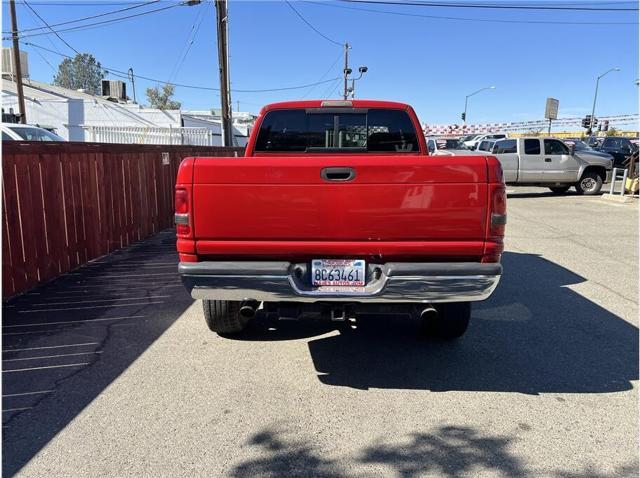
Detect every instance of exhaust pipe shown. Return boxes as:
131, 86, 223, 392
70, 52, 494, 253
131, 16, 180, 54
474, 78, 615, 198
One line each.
239, 300, 259, 320
419, 305, 438, 322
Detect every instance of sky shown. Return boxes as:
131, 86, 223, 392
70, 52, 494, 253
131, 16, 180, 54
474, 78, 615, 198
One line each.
2, 0, 638, 126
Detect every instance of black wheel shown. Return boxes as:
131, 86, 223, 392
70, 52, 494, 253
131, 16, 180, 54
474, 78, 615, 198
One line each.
548, 186, 571, 194
202, 300, 249, 335
575, 171, 603, 195
421, 302, 471, 339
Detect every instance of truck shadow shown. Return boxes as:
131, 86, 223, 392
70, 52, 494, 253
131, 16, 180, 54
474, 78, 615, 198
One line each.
296, 251, 637, 393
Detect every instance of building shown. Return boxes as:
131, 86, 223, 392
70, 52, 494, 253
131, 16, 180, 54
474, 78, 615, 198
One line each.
183, 109, 258, 138
1, 51, 250, 146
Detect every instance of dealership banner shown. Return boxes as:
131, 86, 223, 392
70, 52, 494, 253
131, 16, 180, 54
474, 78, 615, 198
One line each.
424, 114, 639, 135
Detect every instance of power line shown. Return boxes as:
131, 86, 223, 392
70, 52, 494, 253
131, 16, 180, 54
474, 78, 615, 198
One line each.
337, 0, 638, 11
23, 41, 343, 93
3, 0, 160, 34
168, 1, 207, 84
21, 0, 69, 58
1, 0, 169, 4
5, 2, 186, 40
301, 51, 344, 99
284, 0, 343, 47
22, 0, 81, 55
304, 0, 637, 24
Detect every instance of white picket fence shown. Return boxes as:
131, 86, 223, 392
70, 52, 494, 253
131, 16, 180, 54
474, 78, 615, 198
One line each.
86, 125, 219, 146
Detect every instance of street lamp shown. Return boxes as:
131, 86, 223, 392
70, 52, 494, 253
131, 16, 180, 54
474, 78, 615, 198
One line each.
589, 67, 620, 134
463, 85, 495, 125
349, 66, 368, 99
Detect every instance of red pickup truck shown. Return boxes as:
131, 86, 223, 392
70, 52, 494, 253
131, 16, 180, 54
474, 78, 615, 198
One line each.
176, 100, 506, 339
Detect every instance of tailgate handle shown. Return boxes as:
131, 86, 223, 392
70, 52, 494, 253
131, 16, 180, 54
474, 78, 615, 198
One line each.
321, 167, 356, 182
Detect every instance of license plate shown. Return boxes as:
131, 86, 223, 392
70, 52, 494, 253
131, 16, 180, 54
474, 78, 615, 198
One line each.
311, 259, 365, 288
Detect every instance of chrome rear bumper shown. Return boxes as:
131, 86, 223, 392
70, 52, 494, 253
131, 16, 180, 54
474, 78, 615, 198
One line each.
179, 261, 502, 303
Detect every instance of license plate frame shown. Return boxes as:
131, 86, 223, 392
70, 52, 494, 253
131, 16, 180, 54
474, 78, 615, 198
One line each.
311, 259, 366, 289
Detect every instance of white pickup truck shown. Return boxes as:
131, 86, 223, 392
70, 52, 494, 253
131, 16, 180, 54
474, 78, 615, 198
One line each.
492, 137, 613, 195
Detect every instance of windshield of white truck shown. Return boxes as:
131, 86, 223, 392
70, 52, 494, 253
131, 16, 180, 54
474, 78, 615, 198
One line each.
254, 108, 420, 153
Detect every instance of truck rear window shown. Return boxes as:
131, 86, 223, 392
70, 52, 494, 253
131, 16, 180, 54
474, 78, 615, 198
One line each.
254, 108, 420, 153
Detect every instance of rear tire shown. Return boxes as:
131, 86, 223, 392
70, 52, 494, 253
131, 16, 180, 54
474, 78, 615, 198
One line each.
575, 171, 603, 195
203, 300, 249, 335
548, 185, 571, 194
422, 302, 471, 339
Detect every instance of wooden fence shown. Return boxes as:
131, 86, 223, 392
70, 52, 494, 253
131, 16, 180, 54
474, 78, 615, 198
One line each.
2, 141, 244, 298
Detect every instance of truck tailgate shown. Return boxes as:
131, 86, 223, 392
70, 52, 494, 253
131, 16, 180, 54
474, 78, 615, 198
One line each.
192, 155, 489, 258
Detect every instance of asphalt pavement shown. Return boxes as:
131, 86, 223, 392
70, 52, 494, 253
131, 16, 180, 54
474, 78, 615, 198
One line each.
2, 187, 638, 477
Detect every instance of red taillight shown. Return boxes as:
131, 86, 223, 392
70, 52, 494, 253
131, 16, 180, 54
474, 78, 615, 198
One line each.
175, 188, 191, 236
175, 188, 188, 214
483, 183, 506, 263
489, 185, 506, 239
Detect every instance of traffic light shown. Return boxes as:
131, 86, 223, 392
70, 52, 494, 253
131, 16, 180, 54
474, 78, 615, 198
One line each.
603, 120, 609, 132
598, 123, 602, 132
581, 115, 592, 129
592, 117, 599, 127
461, 112, 466, 121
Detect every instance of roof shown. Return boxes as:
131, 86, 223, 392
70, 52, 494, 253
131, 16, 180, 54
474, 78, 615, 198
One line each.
3, 77, 119, 101
260, 99, 412, 113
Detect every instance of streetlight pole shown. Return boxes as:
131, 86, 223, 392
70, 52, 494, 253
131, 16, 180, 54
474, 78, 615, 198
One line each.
349, 66, 368, 99
128, 68, 137, 104
463, 86, 495, 126
589, 67, 620, 134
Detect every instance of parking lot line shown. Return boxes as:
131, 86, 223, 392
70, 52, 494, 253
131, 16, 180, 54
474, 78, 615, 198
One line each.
3, 363, 90, 373
61, 282, 180, 290
3, 351, 103, 362
31, 295, 170, 307
3, 315, 145, 328
3, 407, 33, 413
81, 273, 178, 279
19, 301, 164, 313
3, 391, 54, 398
3, 343, 100, 352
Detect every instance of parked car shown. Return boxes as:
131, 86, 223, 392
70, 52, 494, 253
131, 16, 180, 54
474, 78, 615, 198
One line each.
562, 138, 615, 161
595, 136, 639, 168
426, 137, 469, 154
177, 99, 506, 339
1, 123, 65, 141
583, 135, 605, 149
475, 139, 498, 152
463, 133, 507, 150
492, 137, 612, 194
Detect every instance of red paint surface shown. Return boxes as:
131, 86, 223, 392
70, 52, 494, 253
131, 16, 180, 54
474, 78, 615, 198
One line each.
176, 100, 506, 264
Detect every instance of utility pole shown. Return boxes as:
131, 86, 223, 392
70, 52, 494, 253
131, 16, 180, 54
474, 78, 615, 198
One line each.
215, 0, 233, 146
9, 0, 27, 124
342, 42, 351, 100
128, 68, 137, 103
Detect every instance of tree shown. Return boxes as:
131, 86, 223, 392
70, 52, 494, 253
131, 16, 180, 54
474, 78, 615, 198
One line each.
53, 54, 107, 95
606, 127, 619, 137
146, 84, 181, 110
